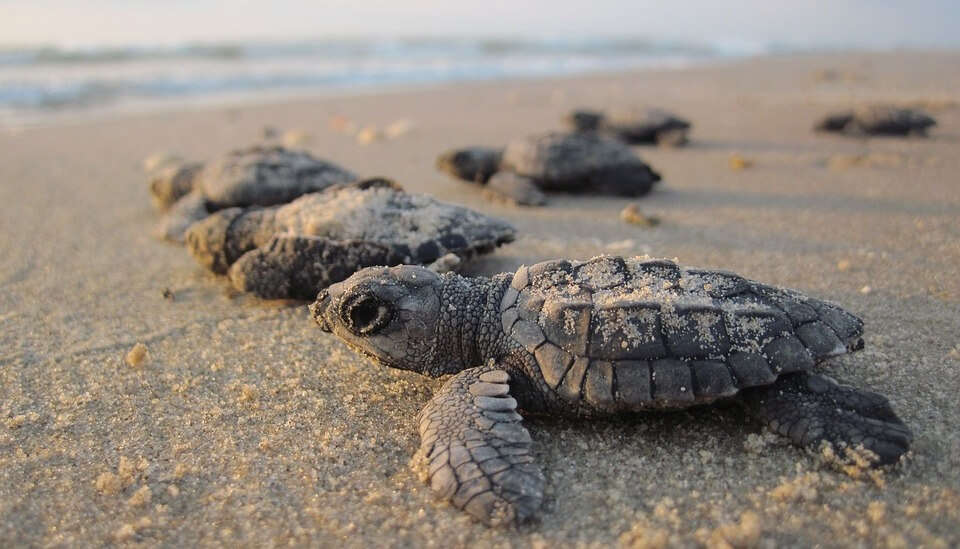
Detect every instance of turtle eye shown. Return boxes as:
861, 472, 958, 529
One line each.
343, 293, 393, 335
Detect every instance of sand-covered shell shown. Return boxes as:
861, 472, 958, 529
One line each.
500, 256, 863, 411
499, 132, 661, 196
815, 106, 936, 136
566, 108, 691, 146
269, 180, 516, 262
185, 179, 516, 299
149, 145, 359, 242
196, 145, 357, 208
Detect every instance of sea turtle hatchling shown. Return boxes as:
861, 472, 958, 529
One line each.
185, 179, 515, 300
815, 106, 936, 137
436, 132, 661, 206
566, 107, 692, 146
148, 145, 357, 242
311, 256, 912, 525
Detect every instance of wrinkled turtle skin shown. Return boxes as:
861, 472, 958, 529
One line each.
185, 178, 515, 300
148, 145, 357, 242
436, 132, 661, 206
815, 106, 936, 137
567, 108, 692, 146
312, 256, 912, 526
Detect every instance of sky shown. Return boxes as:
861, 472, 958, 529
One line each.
1, 0, 958, 50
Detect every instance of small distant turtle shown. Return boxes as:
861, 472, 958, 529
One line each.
566, 108, 692, 146
147, 145, 357, 242
311, 256, 911, 525
815, 106, 936, 137
436, 132, 661, 206
186, 179, 515, 299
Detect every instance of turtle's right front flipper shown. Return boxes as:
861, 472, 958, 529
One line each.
418, 366, 544, 526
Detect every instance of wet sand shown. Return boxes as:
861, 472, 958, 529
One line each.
1, 51, 959, 547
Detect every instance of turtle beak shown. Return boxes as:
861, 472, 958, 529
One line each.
311, 290, 332, 333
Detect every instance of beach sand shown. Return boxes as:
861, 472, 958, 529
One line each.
2, 51, 959, 547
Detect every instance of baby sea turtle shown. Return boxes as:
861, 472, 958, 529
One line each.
815, 106, 936, 137
311, 256, 911, 525
148, 145, 357, 242
186, 179, 515, 300
436, 132, 661, 206
566, 108, 692, 146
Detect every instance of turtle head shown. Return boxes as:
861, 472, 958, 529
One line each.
566, 109, 605, 132
148, 161, 203, 211
311, 265, 451, 376
435, 147, 503, 184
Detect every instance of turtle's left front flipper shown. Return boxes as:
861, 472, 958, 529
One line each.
418, 366, 544, 526
741, 372, 912, 465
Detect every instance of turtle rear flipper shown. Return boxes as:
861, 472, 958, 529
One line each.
418, 365, 544, 526
588, 164, 661, 197
228, 235, 403, 300
654, 127, 689, 147
740, 372, 911, 466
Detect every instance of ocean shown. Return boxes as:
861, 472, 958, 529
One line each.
0, 37, 764, 127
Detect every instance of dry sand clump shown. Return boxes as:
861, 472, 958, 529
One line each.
728, 153, 754, 171
620, 204, 661, 227
125, 342, 149, 367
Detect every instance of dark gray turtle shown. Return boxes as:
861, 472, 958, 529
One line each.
566, 108, 692, 146
185, 179, 515, 300
148, 145, 357, 242
311, 256, 911, 525
815, 106, 936, 137
436, 132, 661, 206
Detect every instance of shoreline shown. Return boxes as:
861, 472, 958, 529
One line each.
5, 48, 956, 132
0, 53, 718, 132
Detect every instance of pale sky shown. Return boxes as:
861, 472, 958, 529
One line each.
1, 0, 958, 49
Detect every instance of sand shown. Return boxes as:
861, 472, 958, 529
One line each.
2, 51, 959, 547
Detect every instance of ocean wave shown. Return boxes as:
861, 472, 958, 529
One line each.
0, 37, 745, 67
0, 37, 761, 119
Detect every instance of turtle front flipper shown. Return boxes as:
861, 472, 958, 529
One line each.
418, 365, 544, 526
483, 173, 547, 206
154, 191, 210, 243
740, 372, 911, 466
228, 236, 402, 300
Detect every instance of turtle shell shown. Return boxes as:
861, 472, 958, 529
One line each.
200, 145, 358, 209
816, 106, 936, 136
568, 108, 691, 144
188, 179, 516, 275
500, 256, 863, 412
849, 106, 936, 135
272, 181, 516, 264
499, 132, 660, 194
